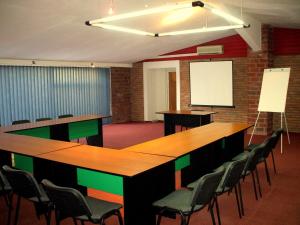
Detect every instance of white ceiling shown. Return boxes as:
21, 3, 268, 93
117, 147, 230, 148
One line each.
0, 0, 299, 63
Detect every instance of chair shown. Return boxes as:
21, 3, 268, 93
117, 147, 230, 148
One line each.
36, 117, 51, 122
268, 129, 283, 174
236, 143, 266, 201
247, 136, 276, 186
246, 128, 283, 174
2, 165, 51, 225
58, 114, 73, 119
153, 167, 225, 225
41, 179, 123, 225
188, 154, 248, 225
12, 120, 30, 125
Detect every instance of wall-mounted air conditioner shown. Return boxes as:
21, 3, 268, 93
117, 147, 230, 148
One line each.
197, 45, 224, 55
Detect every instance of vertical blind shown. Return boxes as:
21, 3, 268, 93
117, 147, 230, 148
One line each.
0, 66, 111, 126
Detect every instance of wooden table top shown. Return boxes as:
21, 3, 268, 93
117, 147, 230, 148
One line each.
124, 122, 252, 157
156, 110, 216, 116
0, 133, 80, 156
38, 145, 174, 177
0, 114, 110, 133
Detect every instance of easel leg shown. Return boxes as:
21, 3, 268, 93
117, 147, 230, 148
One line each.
283, 112, 291, 144
281, 113, 283, 154
249, 112, 261, 145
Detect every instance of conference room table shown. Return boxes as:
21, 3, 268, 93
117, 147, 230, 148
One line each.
0, 114, 108, 146
156, 110, 216, 136
0, 115, 252, 225
125, 122, 252, 185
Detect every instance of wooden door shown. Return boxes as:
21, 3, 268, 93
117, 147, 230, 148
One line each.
169, 72, 177, 110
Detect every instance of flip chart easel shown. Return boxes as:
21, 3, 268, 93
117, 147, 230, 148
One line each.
248, 68, 291, 153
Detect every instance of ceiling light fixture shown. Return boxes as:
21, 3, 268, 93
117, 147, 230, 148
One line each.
86, 1, 249, 37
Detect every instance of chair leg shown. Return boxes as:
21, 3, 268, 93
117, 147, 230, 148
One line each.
44, 210, 51, 225
251, 171, 258, 200
156, 213, 162, 225
234, 186, 242, 218
186, 215, 191, 225
115, 210, 123, 225
179, 212, 186, 225
271, 150, 277, 174
238, 181, 245, 216
209, 204, 217, 225
214, 196, 221, 225
6, 193, 13, 225
55, 210, 61, 225
255, 168, 262, 198
72, 218, 78, 225
80, 221, 85, 225
264, 159, 271, 186
13, 195, 21, 225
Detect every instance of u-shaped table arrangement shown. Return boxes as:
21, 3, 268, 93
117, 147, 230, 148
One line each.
0, 114, 251, 225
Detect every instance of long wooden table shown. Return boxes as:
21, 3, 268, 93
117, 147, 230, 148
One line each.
0, 115, 108, 146
36, 146, 175, 225
156, 110, 216, 136
125, 122, 251, 185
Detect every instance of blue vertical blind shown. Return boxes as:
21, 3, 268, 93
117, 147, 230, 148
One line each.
0, 66, 111, 126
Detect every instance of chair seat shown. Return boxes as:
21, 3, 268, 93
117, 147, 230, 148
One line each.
77, 196, 122, 221
153, 189, 204, 214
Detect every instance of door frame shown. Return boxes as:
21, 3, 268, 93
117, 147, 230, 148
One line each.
143, 60, 181, 121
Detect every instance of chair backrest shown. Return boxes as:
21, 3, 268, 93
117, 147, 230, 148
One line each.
247, 143, 267, 171
41, 179, 92, 220
0, 170, 11, 191
190, 166, 225, 207
36, 117, 51, 122
58, 114, 73, 119
12, 119, 30, 125
2, 165, 43, 200
218, 154, 249, 191
269, 128, 283, 149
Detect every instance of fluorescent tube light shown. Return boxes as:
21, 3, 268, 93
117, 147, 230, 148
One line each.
159, 24, 244, 36
85, 1, 249, 37
89, 2, 193, 24
92, 24, 156, 36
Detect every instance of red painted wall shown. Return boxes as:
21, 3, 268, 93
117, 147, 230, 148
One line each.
142, 34, 248, 62
273, 28, 300, 55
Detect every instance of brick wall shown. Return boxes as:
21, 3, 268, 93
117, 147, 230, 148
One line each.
110, 67, 131, 123
129, 26, 300, 133
273, 55, 300, 132
130, 62, 144, 121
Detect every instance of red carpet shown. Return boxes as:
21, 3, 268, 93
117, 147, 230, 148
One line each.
1, 122, 299, 225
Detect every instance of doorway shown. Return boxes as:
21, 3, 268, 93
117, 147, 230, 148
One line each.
169, 72, 177, 111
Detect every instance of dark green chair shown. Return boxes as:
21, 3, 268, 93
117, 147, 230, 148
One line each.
246, 128, 283, 174
36, 117, 51, 122
188, 154, 248, 225
2, 165, 51, 225
41, 179, 123, 225
153, 167, 225, 225
12, 120, 30, 125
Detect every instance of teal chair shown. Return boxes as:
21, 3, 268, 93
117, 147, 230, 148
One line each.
188, 154, 249, 225
153, 167, 225, 225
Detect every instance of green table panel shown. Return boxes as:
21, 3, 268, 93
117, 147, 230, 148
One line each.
77, 168, 123, 196
14, 154, 33, 173
68, 120, 98, 140
11, 127, 51, 139
175, 154, 190, 171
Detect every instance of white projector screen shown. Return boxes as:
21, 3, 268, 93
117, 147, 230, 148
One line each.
190, 61, 233, 107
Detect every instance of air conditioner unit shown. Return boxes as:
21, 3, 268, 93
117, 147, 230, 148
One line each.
197, 45, 224, 55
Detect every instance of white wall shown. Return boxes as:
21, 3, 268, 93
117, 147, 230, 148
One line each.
146, 69, 169, 121
143, 60, 180, 121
